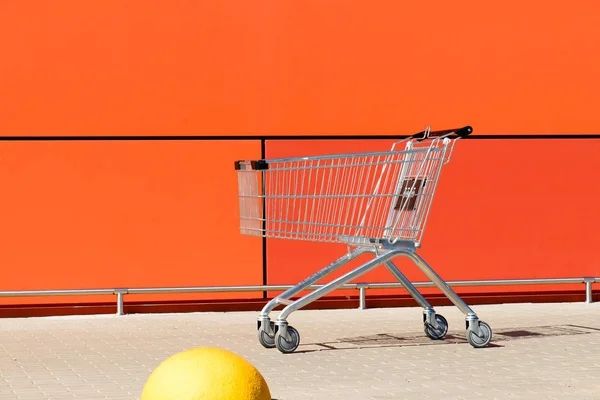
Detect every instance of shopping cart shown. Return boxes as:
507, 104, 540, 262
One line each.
234, 125, 492, 353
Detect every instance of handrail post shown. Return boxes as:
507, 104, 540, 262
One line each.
356, 284, 369, 310
584, 278, 594, 304
114, 289, 128, 315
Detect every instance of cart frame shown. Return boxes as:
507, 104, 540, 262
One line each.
235, 125, 492, 353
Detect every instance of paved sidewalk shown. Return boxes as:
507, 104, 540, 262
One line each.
1, 302, 599, 399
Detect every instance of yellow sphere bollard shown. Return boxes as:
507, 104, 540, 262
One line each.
141, 347, 271, 400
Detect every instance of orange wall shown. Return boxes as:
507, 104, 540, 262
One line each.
0, 140, 263, 305
0, 2, 599, 311
1, 1, 599, 136
265, 139, 600, 297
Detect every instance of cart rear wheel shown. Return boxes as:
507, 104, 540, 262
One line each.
275, 326, 300, 354
257, 321, 276, 349
467, 321, 492, 348
424, 314, 448, 340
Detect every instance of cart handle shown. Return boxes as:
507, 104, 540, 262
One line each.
390, 125, 472, 152
413, 125, 473, 141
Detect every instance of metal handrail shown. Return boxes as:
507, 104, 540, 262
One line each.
0, 277, 595, 316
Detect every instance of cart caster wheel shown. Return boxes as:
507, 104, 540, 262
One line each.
424, 314, 448, 340
275, 326, 300, 354
467, 321, 492, 348
257, 321, 276, 349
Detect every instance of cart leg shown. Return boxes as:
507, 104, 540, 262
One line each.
384, 261, 440, 329
274, 252, 399, 352
260, 246, 367, 317
400, 250, 492, 346
401, 250, 476, 317
385, 260, 432, 309
276, 250, 400, 327
257, 246, 368, 348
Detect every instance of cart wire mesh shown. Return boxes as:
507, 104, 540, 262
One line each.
235, 130, 462, 247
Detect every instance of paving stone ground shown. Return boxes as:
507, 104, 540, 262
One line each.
1, 302, 599, 399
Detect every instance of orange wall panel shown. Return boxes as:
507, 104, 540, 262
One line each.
0, 140, 263, 305
265, 139, 600, 298
0, 1, 264, 136
1, 1, 599, 137
260, 1, 600, 135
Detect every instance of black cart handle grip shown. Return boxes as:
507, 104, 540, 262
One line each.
412, 125, 473, 141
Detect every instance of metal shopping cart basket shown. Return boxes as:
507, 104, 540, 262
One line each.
234, 125, 492, 353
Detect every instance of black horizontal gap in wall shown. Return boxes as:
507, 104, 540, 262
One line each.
0, 134, 599, 141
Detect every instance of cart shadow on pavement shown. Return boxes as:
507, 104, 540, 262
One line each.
293, 324, 600, 354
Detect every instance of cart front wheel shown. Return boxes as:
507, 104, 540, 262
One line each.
257, 321, 276, 349
275, 326, 300, 354
467, 321, 492, 348
424, 314, 448, 340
